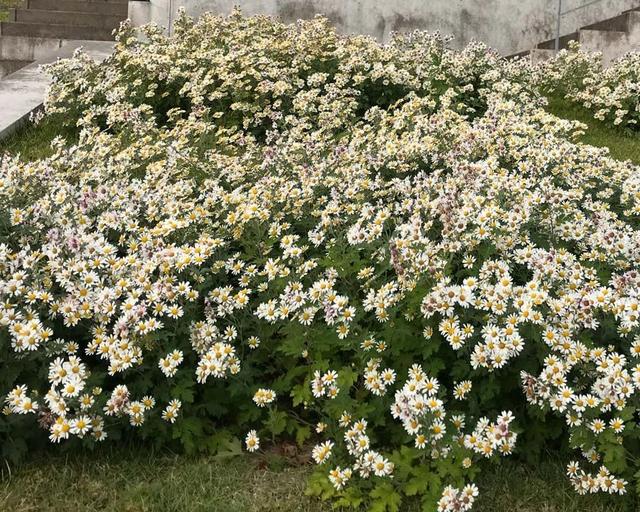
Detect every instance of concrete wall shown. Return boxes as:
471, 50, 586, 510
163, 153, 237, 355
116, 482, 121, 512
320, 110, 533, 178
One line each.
129, 0, 640, 55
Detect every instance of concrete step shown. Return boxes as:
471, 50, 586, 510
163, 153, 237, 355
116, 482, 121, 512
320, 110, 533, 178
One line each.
579, 12, 640, 66
0, 59, 31, 79
629, 11, 640, 30
537, 32, 579, 50
0, 21, 115, 41
530, 48, 556, 64
519, 7, 640, 67
505, 48, 557, 63
579, 29, 627, 43
25, 0, 128, 16
0, 40, 114, 140
508, 49, 530, 59
579, 22, 640, 66
581, 11, 635, 33
0, 35, 64, 60
12, 9, 124, 30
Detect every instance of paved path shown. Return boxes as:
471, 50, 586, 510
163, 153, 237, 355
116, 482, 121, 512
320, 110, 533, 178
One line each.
0, 40, 113, 139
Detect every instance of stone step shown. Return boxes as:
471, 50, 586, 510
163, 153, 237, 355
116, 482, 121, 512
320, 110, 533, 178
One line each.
505, 48, 557, 63
579, 23, 640, 66
537, 31, 579, 50
0, 59, 31, 79
581, 11, 635, 33
0, 40, 114, 140
12, 9, 124, 30
529, 48, 556, 64
509, 49, 531, 59
511, 7, 640, 65
579, 29, 627, 42
0, 35, 64, 60
25, 0, 128, 17
0, 21, 115, 41
628, 11, 640, 30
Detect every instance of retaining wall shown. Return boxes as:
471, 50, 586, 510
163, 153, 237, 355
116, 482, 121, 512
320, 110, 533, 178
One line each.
128, 0, 640, 54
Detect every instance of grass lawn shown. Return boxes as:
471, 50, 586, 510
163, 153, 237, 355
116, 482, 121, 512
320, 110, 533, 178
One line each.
0, 117, 70, 161
0, 448, 630, 512
546, 94, 640, 165
0, 104, 639, 511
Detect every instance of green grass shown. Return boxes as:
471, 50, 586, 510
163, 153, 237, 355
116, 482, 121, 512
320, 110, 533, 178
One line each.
546, 94, 640, 165
0, 450, 323, 512
0, 117, 68, 161
0, 449, 632, 512
476, 459, 632, 512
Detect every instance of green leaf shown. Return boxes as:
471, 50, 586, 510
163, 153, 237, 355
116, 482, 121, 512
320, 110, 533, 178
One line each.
295, 425, 311, 447
291, 382, 311, 407
370, 482, 402, 512
404, 465, 441, 497
208, 430, 243, 459
334, 487, 364, 508
305, 470, 336, 501
266, 409, 288, 435
602, 443, 627, 474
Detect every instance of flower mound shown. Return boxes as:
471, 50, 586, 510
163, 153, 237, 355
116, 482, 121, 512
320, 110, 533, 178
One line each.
536, 41, 640, 131
1, 10, 640, 510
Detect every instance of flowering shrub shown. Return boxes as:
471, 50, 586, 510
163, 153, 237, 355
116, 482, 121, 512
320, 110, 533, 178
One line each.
536, 42, 640, 132
2, 10, 640, 510
43, 10, 534, 136
572, 51, 640, 130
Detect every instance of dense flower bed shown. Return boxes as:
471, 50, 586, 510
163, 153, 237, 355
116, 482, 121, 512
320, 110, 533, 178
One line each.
537, 42, 640, 131
2, 10, 640, 510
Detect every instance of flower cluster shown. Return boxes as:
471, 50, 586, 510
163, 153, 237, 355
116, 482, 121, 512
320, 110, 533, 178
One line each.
253, 388, 276, 407
162, 399, 182, 423
437, 484, 479, 512
4, 385, 38, 415
311, 370, 340, 399
159, 350, 184, 378
575, 51, 640, 130
535, 42, 640, 131
463, 412, 517, 457
362, 359, 396, 396
311, 440, 334, 464
567, 462, 627, 495
392, 365, 447, 447
337, 419, 394, 482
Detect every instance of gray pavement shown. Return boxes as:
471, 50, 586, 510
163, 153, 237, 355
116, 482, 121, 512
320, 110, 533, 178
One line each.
0, 40, 113, 140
